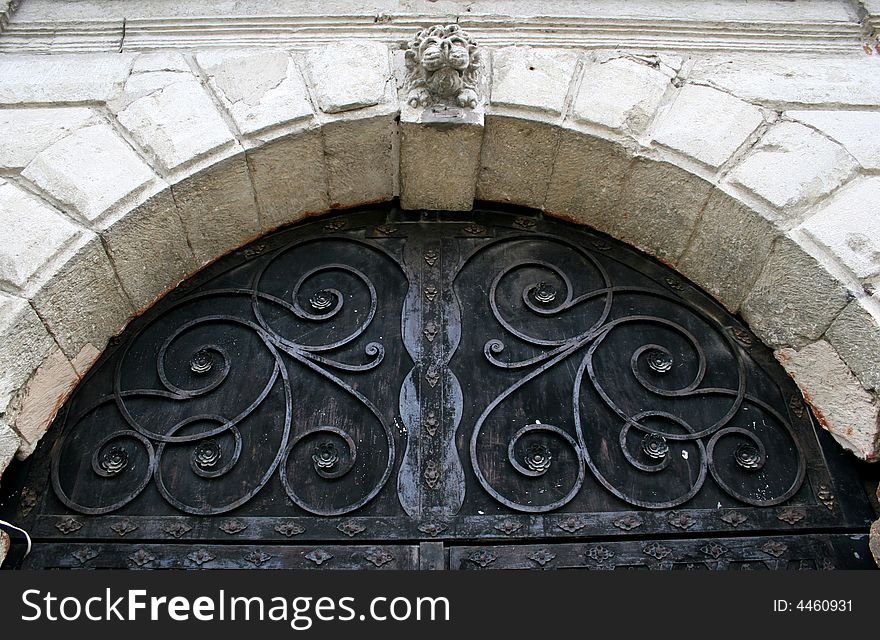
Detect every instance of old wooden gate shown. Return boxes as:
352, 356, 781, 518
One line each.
2, 205, 875, 569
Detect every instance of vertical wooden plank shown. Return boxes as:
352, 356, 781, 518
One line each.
419, 541, 446, 570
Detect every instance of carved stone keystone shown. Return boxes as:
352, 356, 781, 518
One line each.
398, 24, 485, 211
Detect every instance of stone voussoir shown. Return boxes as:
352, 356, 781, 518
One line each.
871, 518, 880, 568
21, 122, 158, 224
490, 46, 580, 117
321, 112, 397, 210
544, 126, 633, 227
112, 69, 238, 175
741, 235, 852, 349
246, 127, 329, 232
399, 118, 483, 211
196, 49, 313, 139
0, 179, 82, 291
826, 296, 880, 393
787, 109, 880, 172
101, 187, 197, 310
571, 56, 671, 136
677, 186, 779, 312
476, 115, 561, 209
725, 120, 856, 214
775, 340, 880, 461
610, 157, 713, 263
0, 291, 56, 416
171, 153, 261, 264
800, 176, 880, 281
0, 528, 10, 567
301, 41, 394, 115
28, 232, 134, 373
0, 106, 100, 171
0, 422, 17, 475
11, 345, 79, 459
649, 83, 766, 170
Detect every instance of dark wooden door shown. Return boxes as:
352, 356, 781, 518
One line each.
3, 205, 875, 569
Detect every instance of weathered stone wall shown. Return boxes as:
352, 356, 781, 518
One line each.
1, 1, 880, 563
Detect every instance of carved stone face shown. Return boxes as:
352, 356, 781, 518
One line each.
404, 24, 480, 108
419, 33, 472, 72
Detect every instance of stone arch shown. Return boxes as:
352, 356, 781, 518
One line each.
1, 43, 878, 491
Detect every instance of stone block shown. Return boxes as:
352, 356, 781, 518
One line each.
246, 128, 329, 231
399, 117, 483, 211
0, 424, 18, 480
171, 154, 260, 263
0, 181, 81, 290
801, 177, 880, 280
726, 121, 855, 211
490, 47, 580, 116
302, 42, 392, 114
690, 55, 880, 108
649, 84, 765, 169
826, 298, 880, 393
0, 107, 98, 171
102, 188, 197, 310
775, 340, 879, 461
571, 57, 671, 135
114, 76, 236, 173
476, 116, 560, 208
0, 292, 55, 414
29, 233, 134, 369
677, 189, 779, 312
0, 53, 134, 104
196, 49, 313, 137
544, 129, 632, 226
742, 236, 851, 349
788, 110, 880, 171
22, 124, 156, 223
611, 158, 712, 263
871, 519, 880, 568
0, 530, 9, 568
322, 113, 396, 209
12, 346, 78, 458
131, 52, 191, 74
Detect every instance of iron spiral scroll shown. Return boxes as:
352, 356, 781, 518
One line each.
50, 236, 406, 517
462, 234, 807, 514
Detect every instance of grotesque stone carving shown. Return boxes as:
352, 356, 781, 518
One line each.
404, 24, 480, 109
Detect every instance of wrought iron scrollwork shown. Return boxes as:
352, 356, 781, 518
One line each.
461, 234, 807, 513
42, 211, 822, 540
50, 237, 407, 518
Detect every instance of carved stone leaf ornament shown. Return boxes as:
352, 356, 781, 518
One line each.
404, 24, 481, 108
